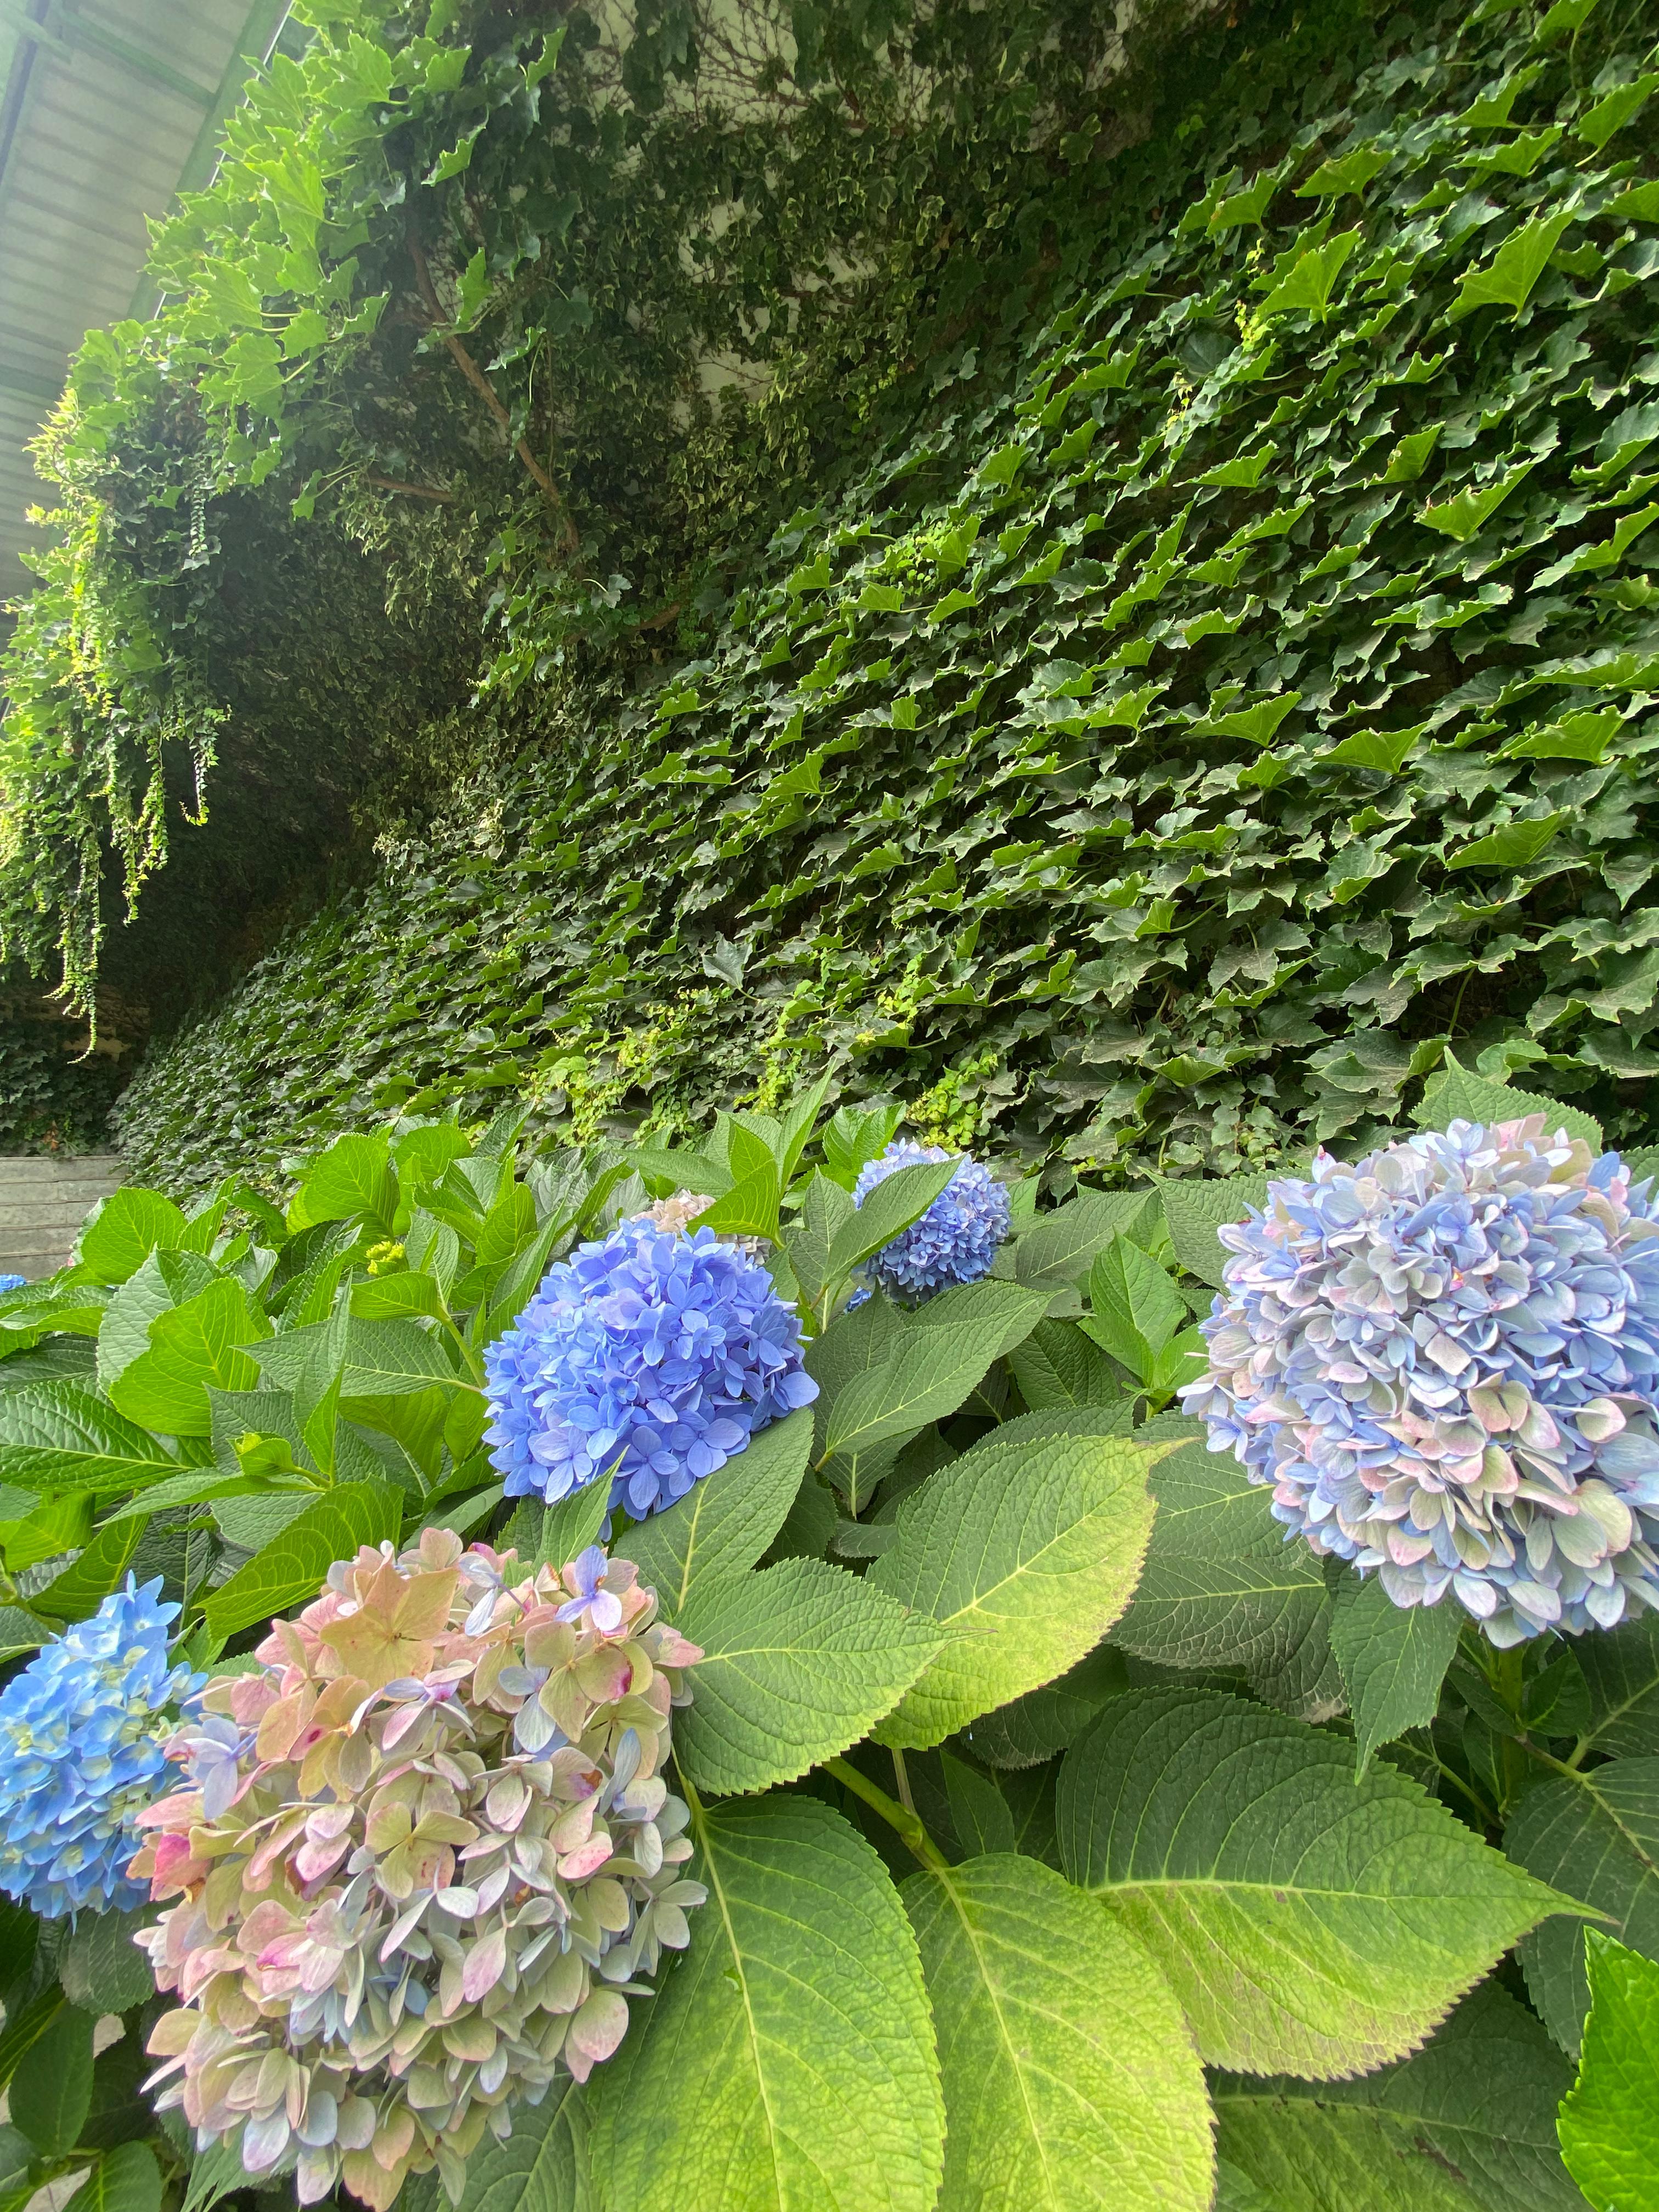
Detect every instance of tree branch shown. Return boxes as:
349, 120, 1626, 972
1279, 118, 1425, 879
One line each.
363, 471, 455, 503
406, 223, 579, 552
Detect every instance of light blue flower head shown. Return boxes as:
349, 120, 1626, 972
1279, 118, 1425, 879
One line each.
483, 1218, 818, 1517
0, 1575, 200, 1918
853, 1141, 1011, 1300
1180, 1117, 1659, 1645
0, 1276, 25, 1295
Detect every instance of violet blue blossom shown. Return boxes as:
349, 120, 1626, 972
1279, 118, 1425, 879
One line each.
853, 1141, 1011, 1300
483, 1219, 817, 1517
1181, 1116, 1659, 1644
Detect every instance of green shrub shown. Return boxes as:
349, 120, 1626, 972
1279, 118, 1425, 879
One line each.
119, 0, 1659, 1193
0, 1065, 1646, 2209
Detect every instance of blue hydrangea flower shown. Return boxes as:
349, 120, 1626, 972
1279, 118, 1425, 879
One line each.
0, 1576, 200, 1917
483, 1218, 818, 1517
853, 1141, 1011, 1300
1180, 1116, 1659, 1645
0, 1275, 25, 1294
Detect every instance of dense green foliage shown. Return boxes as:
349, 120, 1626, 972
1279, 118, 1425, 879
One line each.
0, 0, 1157, 1015
0, 1022, 122, 1155
110, 0, 1659, 1194
0, 1062, 1649, 2210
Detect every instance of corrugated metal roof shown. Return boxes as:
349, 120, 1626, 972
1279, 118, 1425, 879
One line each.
0, 0, 294, 615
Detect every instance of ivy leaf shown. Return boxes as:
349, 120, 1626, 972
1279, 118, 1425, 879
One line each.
1557, 1933, 1659, 2212
1257, 232, 1360, 321
1445, 811, 1566, 872
1534, 0, 1599, 45
1296, 146, 1389, 198
1447, 210, 1576, 320
1321, 723, 1426, 773
1328, 1571, 1463, 1776
590, 1797, 945, 2212
426, 126, 484, 187
868, 1417, 1157, 1749
1210, 174, 1279, 231
1059, 1688, 1582, 2075
1419, 459, 1537, 540
1499, 709, 1619, 761
1193, 692, 1301, 745
903, 1855, 1215, 2212
610, 1404, 811, 1615
1504, 1757, 1659, 2055
1576, 72, 1657, 150
202, 1482, 403, 1640
1212, 1980, 1581, 2212
670, 1556, 943, 1793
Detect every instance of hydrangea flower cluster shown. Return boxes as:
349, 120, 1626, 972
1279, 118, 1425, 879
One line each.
133, 1530, 704, 2210
0, 1575, 199, 1918
482, 1218, 817, 1517
1181, 1117, 1659, 1644
0, 1273, 26, 1294
853, 1141, 1011, 1300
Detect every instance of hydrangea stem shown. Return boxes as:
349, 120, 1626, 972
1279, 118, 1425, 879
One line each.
825, 1756, 949, 1872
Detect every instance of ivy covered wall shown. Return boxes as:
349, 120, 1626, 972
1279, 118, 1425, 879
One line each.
109, 0, 1659, 1191
1, 0, 1172, 1017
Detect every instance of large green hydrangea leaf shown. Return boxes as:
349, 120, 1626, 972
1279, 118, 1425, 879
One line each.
1110, 1427, 1333, 1703
1573, 1613, 1659, 1759
590, 1797, 944, 2212
1211, 1980, 1581, 2211
671, 1556, 943, 1793
867, 1418, 1157, 1749
1058, 1689, 1581, 2076
444, 2079, 591, 2212
902, 1854, 1214, 2212
1505, 1757, 1659, 2053
611, 1404, 812, 1617
1557, 1933, 1659, 2212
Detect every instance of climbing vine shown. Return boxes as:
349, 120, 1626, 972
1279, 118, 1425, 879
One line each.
0, 0, 1161, 1013
115, 0, 1659, 1194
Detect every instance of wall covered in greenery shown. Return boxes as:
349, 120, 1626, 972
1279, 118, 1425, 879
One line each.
108, 0, 1659, 1193
1, 0, 1163, 1019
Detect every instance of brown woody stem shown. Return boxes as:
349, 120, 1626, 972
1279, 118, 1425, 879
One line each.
363, 471, 455, 503
407, 225, 579, 550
